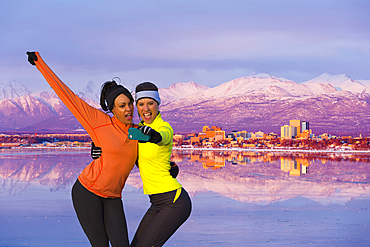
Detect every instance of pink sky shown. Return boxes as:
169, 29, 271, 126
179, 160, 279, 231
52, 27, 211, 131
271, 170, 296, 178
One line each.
1, 0, 369, 91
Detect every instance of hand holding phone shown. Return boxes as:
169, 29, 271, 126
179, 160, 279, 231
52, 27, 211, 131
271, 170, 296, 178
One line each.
128, 127, 150, 141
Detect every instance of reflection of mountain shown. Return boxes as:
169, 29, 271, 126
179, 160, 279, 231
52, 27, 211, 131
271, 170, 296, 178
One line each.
130, 151, 370, 205
1, 150, 369, 206
0, 151, 90, 195
179, 159, 370, 205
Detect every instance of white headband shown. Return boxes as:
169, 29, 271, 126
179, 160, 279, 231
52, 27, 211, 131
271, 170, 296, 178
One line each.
135, 90, 161, 105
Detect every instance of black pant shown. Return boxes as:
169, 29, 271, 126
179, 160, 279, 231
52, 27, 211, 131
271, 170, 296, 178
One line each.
71, 180, 129, 247
131, 188, 192, 247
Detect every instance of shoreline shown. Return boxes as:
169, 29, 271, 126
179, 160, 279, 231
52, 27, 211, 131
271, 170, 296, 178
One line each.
173, 146, 370, 154
2, 146, 370, 154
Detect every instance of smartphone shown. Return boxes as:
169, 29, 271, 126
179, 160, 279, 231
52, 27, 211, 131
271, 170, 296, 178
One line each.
128, 127, 150, 141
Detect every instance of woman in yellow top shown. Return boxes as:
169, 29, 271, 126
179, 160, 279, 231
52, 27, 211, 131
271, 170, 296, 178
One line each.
130, 82, 192, 247
26, 52, 137, 247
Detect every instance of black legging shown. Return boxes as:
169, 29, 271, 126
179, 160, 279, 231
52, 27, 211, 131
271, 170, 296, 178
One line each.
71, 180, 129, 247
130, 188, 192, 247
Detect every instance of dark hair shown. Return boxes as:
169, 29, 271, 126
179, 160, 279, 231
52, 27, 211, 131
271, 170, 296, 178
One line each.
135, 82, 158, 93
100, 80, 133, 111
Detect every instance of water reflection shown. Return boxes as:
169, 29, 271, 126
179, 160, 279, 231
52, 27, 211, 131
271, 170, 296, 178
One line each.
170, 150, 370, 205
1, 149, 370, 205
172, 149, 370, 178
0, 149, 89, 196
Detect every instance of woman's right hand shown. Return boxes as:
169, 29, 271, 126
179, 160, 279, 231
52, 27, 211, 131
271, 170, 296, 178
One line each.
26, 51, 37, 65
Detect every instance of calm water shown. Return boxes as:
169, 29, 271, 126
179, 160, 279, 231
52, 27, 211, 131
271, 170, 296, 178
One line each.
1, 148, 370, 246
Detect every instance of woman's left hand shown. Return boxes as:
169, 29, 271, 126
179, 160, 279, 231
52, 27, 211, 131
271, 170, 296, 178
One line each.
91, 142, 102, 159
169, 162, 179, 178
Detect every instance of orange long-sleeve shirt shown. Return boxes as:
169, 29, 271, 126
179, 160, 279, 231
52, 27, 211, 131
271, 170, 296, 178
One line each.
33, 52, 137, 198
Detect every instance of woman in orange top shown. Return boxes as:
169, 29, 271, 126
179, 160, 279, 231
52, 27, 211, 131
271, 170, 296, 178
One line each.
27, 51, 137, 247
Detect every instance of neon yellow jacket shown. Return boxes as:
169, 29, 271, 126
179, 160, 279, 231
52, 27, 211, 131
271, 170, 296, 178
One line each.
138, 113, 182, 195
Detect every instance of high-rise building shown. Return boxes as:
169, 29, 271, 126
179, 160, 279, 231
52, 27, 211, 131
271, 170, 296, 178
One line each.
281, 125, 292, 138
255, 131, 264, 138
202, 126, 210, 133
301, 121, 309, 132
289, 120, 301, 135
214, 130, 225, 141
211, 126, 222, 131
238, 131, 248, 140
291, 126, 298, 137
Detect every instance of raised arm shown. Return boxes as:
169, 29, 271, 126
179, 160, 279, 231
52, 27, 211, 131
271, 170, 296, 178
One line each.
26, 51, 104, 141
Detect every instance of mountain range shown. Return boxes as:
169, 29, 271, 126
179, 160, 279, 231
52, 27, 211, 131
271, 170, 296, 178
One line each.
1, 73, 370, 135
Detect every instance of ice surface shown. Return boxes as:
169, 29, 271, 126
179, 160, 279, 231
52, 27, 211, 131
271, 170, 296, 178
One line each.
0, 149, 369, 246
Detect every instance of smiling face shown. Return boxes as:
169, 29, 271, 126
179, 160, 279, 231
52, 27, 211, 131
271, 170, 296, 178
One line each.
136, 98, 159, 124
111, 94, 134, 125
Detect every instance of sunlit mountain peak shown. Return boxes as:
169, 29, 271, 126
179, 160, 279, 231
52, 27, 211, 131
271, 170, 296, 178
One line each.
303, 73, 365, 93
159, 81, 209, 105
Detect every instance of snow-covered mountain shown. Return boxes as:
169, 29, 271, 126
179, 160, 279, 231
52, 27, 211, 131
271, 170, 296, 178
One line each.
0, 80, 31, 100
159, 81, 209, 105
303, 73, 366, 93
159, 73, 370, 134
0, 80, 211, 132
163, 73, 341, 110
358, 79, 370, 86
203, 73, 317, 98
1, 73, 370, 135
0, 80, 100, 132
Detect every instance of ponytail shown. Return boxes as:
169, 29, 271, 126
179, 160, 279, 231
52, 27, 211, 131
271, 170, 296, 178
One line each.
100, 80, 133, 111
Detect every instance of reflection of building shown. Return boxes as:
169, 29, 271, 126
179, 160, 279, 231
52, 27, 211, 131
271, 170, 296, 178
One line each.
171, 155, 183, 163
188, 151, 226, 169
0, 152, 90, 195
280, 157, 300, 176
302, 165, 309, 174
202, 158, 225, 170
179, 150, 315, 176
190, 153, 201, 162
280, 157, 311, 176
281, 157, 294, 171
